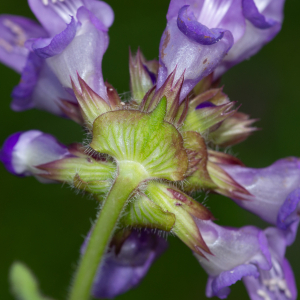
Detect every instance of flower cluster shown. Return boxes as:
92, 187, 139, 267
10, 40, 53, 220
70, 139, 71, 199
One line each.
1, 1, 297, 300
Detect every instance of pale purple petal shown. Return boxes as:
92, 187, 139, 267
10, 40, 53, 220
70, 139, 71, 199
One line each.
0, 15, 47, 73
0, 130, 70, 181
167, 0, 245, 42
243, 228, 297, 300
195, 220, 272, 298
32, 17, 77, 59
220, 158, 300, 226
44, 6, 109, 101
82, 230, 168, 299
214, 0, 285, 77
158, 18, 233, 100
158, 0, 248, 100
243, 0, 277, 28
207, 264, 259, 299
11, 52, 76, 115
28, 0, 113, 37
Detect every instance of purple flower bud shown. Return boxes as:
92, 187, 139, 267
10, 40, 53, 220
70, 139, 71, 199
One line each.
195, 219, 297, 300
214, 0, 285, 77
81, 230, 168, 299
0, 130, 70, 182
220, 157, 300, 244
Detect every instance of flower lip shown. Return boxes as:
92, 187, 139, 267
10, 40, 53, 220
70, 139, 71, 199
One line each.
177, 5, 225, 45
242, 0, 277, 29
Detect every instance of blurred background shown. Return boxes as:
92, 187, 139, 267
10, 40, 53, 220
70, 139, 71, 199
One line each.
0, 0, 299, 299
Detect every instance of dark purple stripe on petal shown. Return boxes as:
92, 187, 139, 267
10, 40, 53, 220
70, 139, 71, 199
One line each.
242, 0, 277, 29
277, 188, 300, 230
0, 132, 23, 176
11, 52, 43, 111
177, 5, 224, 46
33, 17, 77, 59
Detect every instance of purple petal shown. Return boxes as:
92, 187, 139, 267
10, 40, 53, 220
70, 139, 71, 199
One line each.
207, 264, 259, 299
243, 0, 277, 29
82, 230, 168, 299
45, 6, 110, 101
177, 6, 224, 45
158, 18, 233, 101
11, 52, 75, 115
0, 15, 47, 73
195, 220, 272, 277
0, 132, 23, 176
0, 130, 69, 180
214, 0, 285, 77
220, 157, 300, 226
32, 17, 77, 59
28, 0, 113, 37
11, 52, 43, 111
277, 188, 300, 231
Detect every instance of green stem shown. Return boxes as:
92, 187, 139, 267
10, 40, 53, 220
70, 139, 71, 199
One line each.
68, 162, 148, 300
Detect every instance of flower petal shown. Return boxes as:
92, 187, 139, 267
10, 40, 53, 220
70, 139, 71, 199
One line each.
0, 130, 70, 181
32, 17, 77, 59
0, 15, 46, 73
11, 52, 76, 115
44, 6, 109, 101
82, 230, 168, 299
177, 6, 225, 45
220, 158, 300, 226
158, 18, 233, 100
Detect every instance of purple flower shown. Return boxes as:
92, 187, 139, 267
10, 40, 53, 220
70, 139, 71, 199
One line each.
0, 0, 114, 115
29, 0, 114, 101
158, 0, 285, 99
195, 219, 297, 300
157, 0, 244, 100
220, 157, 300, 244
81, 230, 168, 299
214, 0, 285, 77
0, 130, 70, 182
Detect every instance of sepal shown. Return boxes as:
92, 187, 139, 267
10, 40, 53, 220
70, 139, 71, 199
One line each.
72, 75, 111, 130
140, 70, 188, 126
207, 158, 251, 200
208, 112, 258, 147
145, 182, 213, 256
129, 48, 155, 103
73, 174, 111, 199
37, 151, 116, 184
120, 193, 176, 231
182, 101, 236, 134
58, 99, 84, 125
183, 131, 217, 191
105, 82, 122, 109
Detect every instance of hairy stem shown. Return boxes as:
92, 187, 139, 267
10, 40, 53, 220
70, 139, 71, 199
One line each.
69, 162, 148, 300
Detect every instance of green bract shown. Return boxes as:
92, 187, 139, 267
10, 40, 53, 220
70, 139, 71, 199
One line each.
90, 97, 188, 181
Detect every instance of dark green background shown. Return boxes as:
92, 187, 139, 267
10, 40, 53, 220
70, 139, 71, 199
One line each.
0, 0, 299, 299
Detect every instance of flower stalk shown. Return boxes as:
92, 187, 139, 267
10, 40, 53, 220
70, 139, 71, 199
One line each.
69, 162, 148, 300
